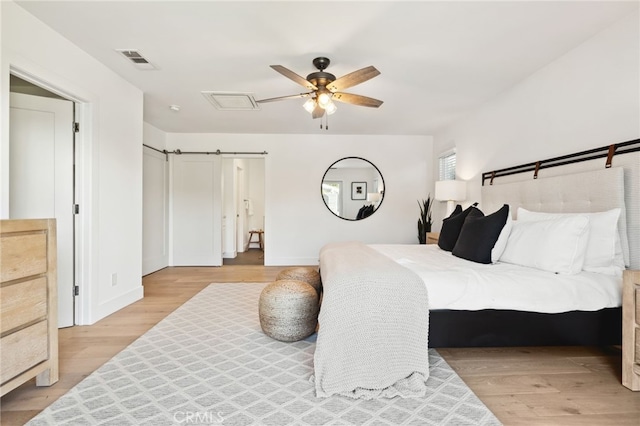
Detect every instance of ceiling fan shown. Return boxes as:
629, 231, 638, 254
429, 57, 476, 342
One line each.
256, 57, 383, 120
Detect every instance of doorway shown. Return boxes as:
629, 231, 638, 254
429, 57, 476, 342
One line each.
9, 75, 77, 327
222, 157, 265, 266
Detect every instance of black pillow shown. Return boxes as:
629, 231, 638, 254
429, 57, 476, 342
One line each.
452, 204, 509, 264
437, 204, 473, 251
448, 204, 463, 217
362, 205, 374, 219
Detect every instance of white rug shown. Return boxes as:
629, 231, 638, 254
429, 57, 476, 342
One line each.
28, 283, 501, 425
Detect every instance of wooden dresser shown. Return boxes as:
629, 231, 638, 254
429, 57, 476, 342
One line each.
0, 219, 59, 396
623, 269, 640, 391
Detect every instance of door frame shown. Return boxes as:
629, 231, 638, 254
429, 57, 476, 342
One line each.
7, 66, 93, 325
235, 162, 246, 253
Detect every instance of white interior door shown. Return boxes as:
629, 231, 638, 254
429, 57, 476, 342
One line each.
142, 146, 169, 275
9, 92, 75, 327
172, 155, 222, 266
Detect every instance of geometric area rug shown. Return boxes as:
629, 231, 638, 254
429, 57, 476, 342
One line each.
27, 283, 502, 426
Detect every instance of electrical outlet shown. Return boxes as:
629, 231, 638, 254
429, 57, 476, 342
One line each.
111, 273, 118, 286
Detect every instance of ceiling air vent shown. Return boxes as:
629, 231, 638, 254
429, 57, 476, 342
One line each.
115, 49, 157, 70
201, 92, 260, 111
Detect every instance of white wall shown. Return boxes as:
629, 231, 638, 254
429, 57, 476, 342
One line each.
166, 133, 433, 265
432, 13, 640, 229
144, 121, 167, 151
246, 158, 265, 233
1, 2, 144, 324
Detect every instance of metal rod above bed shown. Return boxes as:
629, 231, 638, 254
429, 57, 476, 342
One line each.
482, 138, 640, 185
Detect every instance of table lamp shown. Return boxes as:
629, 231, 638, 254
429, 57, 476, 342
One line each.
367, 192, 381, 205
435, 180, 466, 217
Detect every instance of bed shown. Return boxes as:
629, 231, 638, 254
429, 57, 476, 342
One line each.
314, 161, 640, 398
372, 243, 622, 347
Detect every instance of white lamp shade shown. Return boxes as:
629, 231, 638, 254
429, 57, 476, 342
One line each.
367, 192, 381, 203
325, 101, 337, 115
434, 180, 466, 201
317, 92, 332, 107
303, 98, 316, 113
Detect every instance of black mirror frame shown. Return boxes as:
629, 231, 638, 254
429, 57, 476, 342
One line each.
320, 156, 385, 221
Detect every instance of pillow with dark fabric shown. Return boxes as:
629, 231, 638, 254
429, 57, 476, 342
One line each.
362, 205, 375, 219
448, 204, 462, 218
452, 204, 510, 264
437, 204, 473, 251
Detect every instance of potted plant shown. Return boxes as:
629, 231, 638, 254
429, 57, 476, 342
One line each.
417, 196, 433, 244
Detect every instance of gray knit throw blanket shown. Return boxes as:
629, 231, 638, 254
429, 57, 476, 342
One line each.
313, 241, 430, 399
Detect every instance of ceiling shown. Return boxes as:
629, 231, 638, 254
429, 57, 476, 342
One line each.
15, 1, 637, 136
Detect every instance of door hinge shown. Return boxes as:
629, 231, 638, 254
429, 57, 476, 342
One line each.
74, 285, 79, 296
74, 204, 80, 214
73, 122, 80, 133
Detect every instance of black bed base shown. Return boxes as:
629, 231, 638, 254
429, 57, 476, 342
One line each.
428, 308, 622, 347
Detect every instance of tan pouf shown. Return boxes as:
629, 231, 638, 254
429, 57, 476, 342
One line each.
276, 267, 321, 296
259, 280, 319, 342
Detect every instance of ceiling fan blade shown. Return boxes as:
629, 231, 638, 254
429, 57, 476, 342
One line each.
332, 92, 383, 108
270, 65, 318, 90
326, 66, 380, 92
256, 92, 312, 103
312, 104, 325, 119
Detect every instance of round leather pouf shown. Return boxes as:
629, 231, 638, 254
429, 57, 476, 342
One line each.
259, 280, 319, 342
275, 267, 321, 296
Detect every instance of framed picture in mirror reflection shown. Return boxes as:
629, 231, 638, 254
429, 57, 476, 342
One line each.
351, 182, 367, 200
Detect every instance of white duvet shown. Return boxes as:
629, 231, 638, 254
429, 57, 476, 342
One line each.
370, 244, 622, 313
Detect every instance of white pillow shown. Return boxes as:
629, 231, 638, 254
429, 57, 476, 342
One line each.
586, 234, 625, 276
491, 206, 512, 263
499, 216, 590, 275
517, 207, 621, 274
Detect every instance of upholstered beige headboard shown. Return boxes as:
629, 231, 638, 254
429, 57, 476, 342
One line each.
482, 165, 638, 269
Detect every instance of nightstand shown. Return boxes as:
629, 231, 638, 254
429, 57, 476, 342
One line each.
426, 232, 440, 245
623, 269, 640, 391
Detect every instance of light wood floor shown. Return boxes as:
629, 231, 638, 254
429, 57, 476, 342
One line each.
2, 266, 639, 425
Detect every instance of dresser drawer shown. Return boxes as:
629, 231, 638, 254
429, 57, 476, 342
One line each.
0, 278, 48, 334
0, 233, 47, 282
0, 320, 49, 384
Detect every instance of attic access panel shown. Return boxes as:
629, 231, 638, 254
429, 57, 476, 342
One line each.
201, 92, 260, 110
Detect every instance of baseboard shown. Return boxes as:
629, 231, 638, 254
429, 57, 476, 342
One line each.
88, 285, 144, 325
264, 256, 319, 266
142, 256, 168, 276
222, 250, 237, 259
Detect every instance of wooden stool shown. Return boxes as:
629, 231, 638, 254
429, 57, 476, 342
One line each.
246, 230, 264, 250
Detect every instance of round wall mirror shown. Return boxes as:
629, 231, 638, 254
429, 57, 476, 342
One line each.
321, 157, 385, 221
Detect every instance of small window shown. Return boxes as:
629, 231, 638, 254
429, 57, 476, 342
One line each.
438, 150, 456, 181
322, 181, 342, 217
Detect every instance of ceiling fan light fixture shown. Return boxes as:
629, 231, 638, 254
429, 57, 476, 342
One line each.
258, 57, 382, 122
303, 98, 316, 113
317, 91, 332, 108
